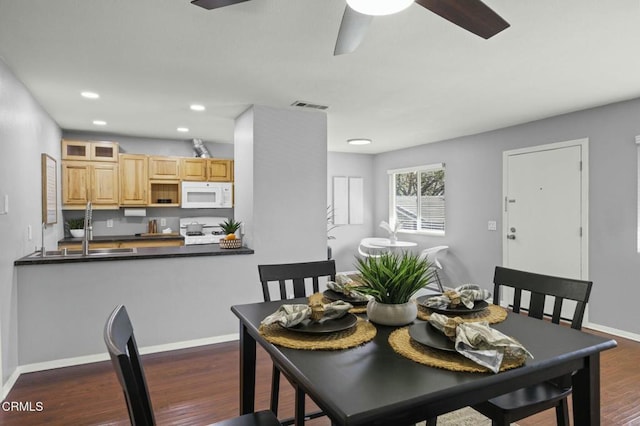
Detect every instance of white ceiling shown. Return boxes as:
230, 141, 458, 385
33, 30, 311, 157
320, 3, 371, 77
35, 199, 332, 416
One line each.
1, 0, 640, 154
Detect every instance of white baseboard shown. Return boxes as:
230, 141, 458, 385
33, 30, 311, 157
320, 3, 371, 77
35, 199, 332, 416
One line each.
584, 322, 640, 343
1, 333, 239, 402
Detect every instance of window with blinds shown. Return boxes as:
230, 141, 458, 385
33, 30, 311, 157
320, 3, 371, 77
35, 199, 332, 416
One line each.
388, 163, 445, 234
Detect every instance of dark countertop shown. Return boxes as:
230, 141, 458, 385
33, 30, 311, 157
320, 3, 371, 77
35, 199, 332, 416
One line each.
14, 244, 254, 265
58, 233, 185, 244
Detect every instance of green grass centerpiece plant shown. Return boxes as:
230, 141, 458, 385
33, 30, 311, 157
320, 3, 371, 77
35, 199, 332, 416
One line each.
355, 251, 434, 325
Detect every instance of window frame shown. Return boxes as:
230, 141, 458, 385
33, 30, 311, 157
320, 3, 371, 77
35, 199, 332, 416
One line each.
387, 163, 446, 236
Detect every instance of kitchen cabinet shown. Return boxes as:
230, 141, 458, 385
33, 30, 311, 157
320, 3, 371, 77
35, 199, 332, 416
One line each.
119, 154, 148, 205
181, 158, 233, 182
62, 139, 118, 162
207, 159, 233, 181
62, 161, 119, 209
181, 158, 207, 181
149, 156, 180, 179
148, 180, 180, 206
58, 239, 183, 250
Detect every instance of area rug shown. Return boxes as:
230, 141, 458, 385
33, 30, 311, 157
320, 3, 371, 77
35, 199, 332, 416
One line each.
416, 407, 519, 426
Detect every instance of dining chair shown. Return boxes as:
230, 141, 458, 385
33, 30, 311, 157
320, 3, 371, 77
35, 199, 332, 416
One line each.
258, 260, 336, 424
426, 266, 593, 426
104, 304, 280, 426
418, 245, 448, 292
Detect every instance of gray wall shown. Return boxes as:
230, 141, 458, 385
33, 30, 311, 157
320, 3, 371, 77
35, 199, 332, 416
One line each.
0, 59, 63, 390
327, 152, 376, 272
373, 98, 640, 336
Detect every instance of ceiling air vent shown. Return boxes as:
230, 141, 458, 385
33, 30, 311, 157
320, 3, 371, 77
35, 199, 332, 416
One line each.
291, 101, 329, 111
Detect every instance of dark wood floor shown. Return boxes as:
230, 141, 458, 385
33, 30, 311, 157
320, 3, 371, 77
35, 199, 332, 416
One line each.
1, 327, 639, 425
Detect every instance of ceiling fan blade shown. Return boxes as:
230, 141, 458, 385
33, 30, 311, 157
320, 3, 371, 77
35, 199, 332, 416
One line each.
334, 5, 374, 56
414, 0, 509, 39
190, 0, 250, 10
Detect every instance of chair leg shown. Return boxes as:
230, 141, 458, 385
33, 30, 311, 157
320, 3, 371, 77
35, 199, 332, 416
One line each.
555, 398, 569, 426
426, 417, 438, 425
270, 364, 280, 416
434, 271, 444, 292
295, 386, 305, 426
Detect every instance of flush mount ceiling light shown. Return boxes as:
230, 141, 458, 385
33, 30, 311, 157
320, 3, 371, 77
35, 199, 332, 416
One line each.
92, 120, 107, 126
190, 104, 206, 111
81, 91, 100, 99
346, 0, 413, 16
177, 127, 190, 133
348, 138, 372, 145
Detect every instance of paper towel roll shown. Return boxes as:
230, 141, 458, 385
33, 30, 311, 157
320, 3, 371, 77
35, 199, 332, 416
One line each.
124, 208, 147, 217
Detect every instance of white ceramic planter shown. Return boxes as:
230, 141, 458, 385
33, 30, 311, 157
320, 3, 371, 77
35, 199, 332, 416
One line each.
70, 229, 84, 238
366, 299, 417, 326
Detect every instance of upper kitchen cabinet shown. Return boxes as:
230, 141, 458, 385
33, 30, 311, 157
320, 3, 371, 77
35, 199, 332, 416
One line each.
207, 159, 233, 182
119, 154, 148, 206
149, 156, 180, 179
62, 161, 119, 209
181, 158, 207, 181
62, 139, 119, 162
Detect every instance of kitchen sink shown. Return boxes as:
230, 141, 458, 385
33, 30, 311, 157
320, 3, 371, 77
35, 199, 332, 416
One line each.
30, 248, 137, 258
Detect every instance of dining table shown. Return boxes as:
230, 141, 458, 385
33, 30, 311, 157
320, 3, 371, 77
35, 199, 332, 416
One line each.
231, 298, 617, 426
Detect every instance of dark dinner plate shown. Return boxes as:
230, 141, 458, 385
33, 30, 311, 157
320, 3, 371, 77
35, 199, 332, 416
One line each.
282, 313, 358, 334
417, 295, 490, 315
323, 289, 369, 305
408, 322, 456, 352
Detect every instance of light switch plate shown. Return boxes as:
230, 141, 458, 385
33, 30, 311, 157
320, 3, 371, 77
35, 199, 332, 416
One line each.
160, 218, 166, 226
488, 221, 497, 231
106, 219, 114, 228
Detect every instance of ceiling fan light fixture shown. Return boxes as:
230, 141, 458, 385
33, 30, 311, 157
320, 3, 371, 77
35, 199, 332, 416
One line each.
348, 138, 372, 145
346, 0, 413, 16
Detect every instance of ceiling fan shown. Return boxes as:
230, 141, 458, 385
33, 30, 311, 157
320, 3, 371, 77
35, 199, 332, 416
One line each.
190, 0, 510, 56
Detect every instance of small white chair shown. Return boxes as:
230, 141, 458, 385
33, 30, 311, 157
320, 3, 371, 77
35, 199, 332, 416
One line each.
419, 246, 449, 292
358, 237, 389, 258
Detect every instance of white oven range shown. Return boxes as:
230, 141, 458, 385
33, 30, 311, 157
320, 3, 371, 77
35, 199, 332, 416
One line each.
179, 216, 228, 245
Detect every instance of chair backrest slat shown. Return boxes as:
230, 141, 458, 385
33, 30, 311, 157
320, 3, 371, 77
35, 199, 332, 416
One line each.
259, 260, 336, 302
493, 266, 592, 330
104, 305, 155, 426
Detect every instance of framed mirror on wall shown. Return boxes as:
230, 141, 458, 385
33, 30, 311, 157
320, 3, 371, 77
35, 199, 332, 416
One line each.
41, 153, 57, 225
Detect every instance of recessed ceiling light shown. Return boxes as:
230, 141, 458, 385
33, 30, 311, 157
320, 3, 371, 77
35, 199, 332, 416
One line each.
190, 104, 206, 112
347, 138, 372, 145
92, 120, 107, 126
177, 127, 189, 133
81, 91, 100, 99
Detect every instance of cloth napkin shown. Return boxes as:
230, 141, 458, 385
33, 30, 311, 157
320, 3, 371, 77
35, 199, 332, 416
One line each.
261, 300, 353, 328
428, 312, 533, 373
423, 284, 491, 309
326, 274, 369, 302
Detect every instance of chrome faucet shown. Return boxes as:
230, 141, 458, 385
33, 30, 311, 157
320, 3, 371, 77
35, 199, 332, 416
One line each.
82, 201, 93, 255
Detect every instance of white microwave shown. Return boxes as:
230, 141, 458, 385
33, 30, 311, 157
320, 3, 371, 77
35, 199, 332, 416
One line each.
181, 182, 233, 209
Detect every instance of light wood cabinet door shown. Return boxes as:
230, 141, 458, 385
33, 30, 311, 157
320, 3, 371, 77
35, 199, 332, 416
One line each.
91, 163, 119, 206
62, 161, 119, 208
207, 159, 233, 182
149, 156, 180, 179
62, 139, 118, 162
181, 158, 207, 181
62, 161, 91, 205
120, 154, 148, 205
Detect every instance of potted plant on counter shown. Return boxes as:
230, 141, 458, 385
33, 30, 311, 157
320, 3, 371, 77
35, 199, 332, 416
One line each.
219, 218, 242, 249
66, 218, 85, 238
355, 251, 434, 326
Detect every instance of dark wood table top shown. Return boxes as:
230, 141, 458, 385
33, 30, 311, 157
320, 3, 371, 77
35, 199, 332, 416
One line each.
232, 299, 616, 425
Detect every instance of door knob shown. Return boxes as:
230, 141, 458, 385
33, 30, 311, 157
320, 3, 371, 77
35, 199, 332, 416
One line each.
507, 234, 516, 240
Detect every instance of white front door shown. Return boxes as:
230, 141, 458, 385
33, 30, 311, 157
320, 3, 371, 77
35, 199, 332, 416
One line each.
502, 139, 588, 317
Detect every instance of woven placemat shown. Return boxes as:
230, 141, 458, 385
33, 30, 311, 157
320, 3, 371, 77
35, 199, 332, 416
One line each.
259, 318, 376, 350
389, 327, 525, 373
417, 304, 507, 324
